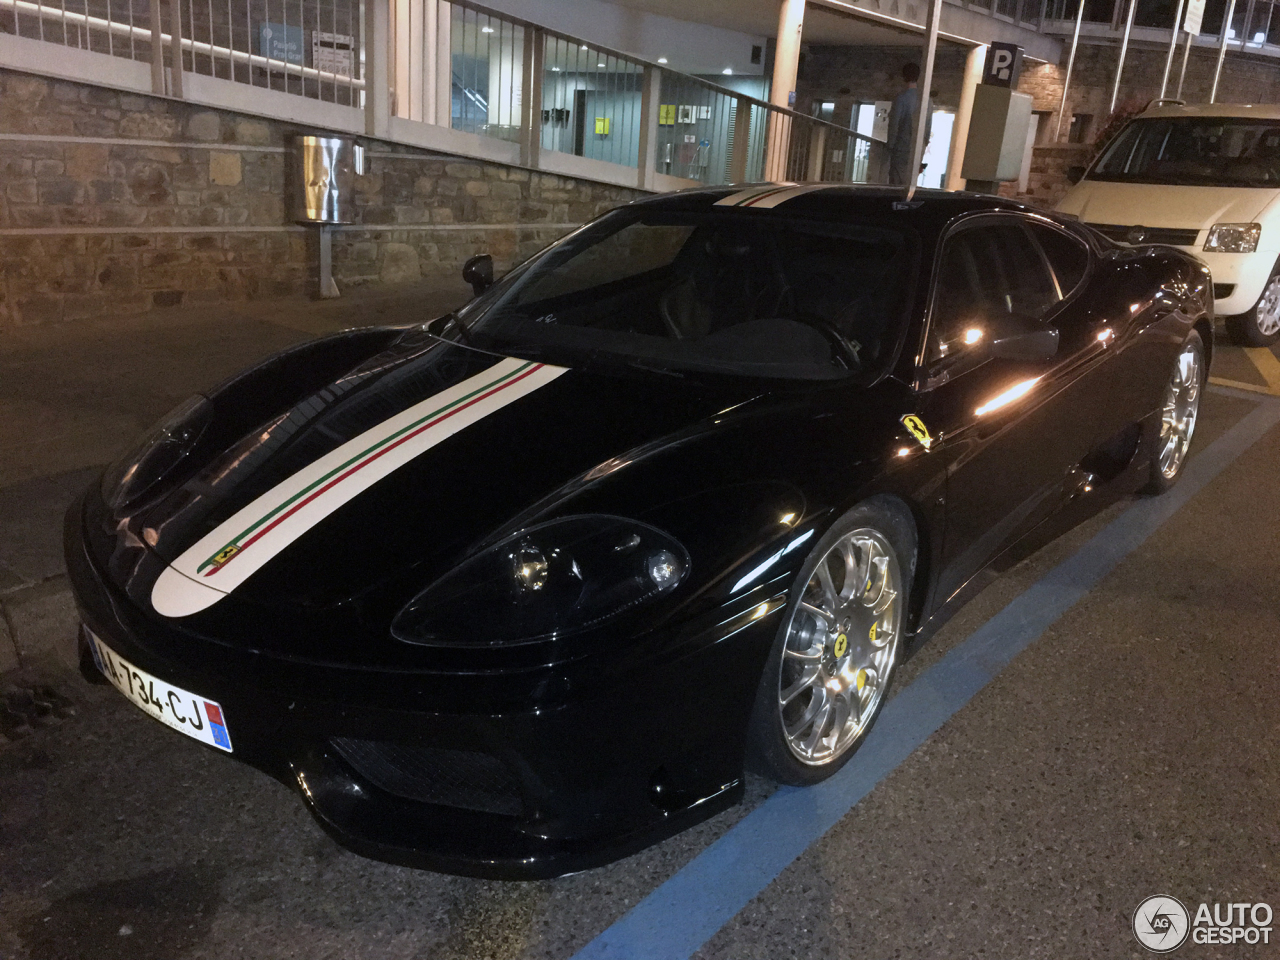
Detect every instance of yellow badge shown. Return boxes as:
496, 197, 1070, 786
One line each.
869, 622, 878, 644
209, 544, 240, 569
900, 414, 933, 450
833, 633, 848, 658
856, 668, 867, 691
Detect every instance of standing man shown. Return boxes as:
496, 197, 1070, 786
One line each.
887, 63, 932, 186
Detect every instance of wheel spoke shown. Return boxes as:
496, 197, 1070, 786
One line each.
798, 600, 833, 626
780, 664, 821, 706
815, 561, 840, 612
784, 643, 824, 663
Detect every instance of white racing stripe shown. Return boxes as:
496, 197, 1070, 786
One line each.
714, 184, 832, 209
152, 356, 567, 618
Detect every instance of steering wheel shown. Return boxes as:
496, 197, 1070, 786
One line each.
794, 313, 862, 369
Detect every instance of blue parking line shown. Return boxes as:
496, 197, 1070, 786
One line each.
572, 397, 1280, 960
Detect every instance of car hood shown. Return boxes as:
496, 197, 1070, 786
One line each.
127, 332, 777, 620
1057, 179, 1274, 229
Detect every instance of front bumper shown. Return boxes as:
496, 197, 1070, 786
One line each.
66, 493, 779, 879
1175, 248, 1279, 316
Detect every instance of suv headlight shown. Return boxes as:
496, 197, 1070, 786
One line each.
1204, 222, 1261, 253
101, 395, 214, 511
391, 515, 689, 647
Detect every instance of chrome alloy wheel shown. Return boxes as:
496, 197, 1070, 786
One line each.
1158, 337, 1204, 480
1258, 275, 1280, 338
778, 529, 902, 766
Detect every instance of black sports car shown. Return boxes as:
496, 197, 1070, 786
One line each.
66, 184, 1212, 879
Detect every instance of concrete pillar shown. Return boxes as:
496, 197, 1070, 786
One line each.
637, 65, 662, 189
519, 27, 543, 168
765, 0, 805, 181
393, 0, 410, 118
435, 1, 452, 127
365, 0, 391, 138
424, 0, 439, 124
946, 43, 985, 191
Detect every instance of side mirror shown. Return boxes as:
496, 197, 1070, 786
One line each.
462, 254, 493, 296
1066, 165, 1086, 185
990, 327, 1059, 361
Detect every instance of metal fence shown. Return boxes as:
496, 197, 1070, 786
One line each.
178, 0, 364, 103
2, 0, 159, 64
1, 0, 889, 190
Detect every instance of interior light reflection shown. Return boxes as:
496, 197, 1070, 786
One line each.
963, 327, 983, 345
975, 376, 1042, 416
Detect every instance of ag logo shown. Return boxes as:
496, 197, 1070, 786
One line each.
833, 632, 848, 658
900, 414, 933, 450
1133, 895, 1190, 953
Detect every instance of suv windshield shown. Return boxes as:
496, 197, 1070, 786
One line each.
1091, 117, 1280, 187
450, 207, 915, 380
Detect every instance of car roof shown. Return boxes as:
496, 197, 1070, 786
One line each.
1139, 101, 1280, 120
627, 183, 1047, 233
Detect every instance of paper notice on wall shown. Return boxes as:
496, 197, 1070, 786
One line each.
313, 31, 354, 77
1183, 0, 1205, 36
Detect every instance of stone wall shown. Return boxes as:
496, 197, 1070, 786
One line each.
0, 67, 644, 327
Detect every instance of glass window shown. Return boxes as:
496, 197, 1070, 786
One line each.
929, 222, 1059, 362
1031, 224, 1089, 297
455, 209, 916, 380
1091, 116, 1280, 187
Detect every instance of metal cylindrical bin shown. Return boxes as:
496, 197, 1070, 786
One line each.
292, 134, 363, 224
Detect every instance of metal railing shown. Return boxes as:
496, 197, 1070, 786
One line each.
1, 0, 889, 191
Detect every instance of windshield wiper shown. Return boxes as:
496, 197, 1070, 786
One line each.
438, 311, 475, 344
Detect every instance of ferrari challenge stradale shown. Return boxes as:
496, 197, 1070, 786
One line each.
67, 184, 1212, 879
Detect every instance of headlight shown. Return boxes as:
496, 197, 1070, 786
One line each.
101, 395, 214, 511
392, 515, 689, 646
1204, 222, 1261, 253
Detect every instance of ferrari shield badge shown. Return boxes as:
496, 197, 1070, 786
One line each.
900, 414, 933, 450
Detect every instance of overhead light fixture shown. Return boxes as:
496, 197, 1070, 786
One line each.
657, 57, 668, 64
481, 25, 494, 33
551, 65, 561, 71
597, 62, 606, 67
722, 67, 733, 75
581, 44, 589, 50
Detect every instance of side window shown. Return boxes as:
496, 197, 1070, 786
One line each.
1031, 223, 1089, 297
929, 222, 1059, 362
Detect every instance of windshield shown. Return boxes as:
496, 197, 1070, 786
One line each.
1091, 117, 1280, 188
451, 207, 915, 380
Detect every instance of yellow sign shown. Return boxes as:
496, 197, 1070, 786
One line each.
900, 414, 933, 450
834, 632, 848, 658
594, 116, 611, 135
658, 104, 676, 126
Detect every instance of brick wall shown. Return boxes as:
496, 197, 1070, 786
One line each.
0, 68, 644, 327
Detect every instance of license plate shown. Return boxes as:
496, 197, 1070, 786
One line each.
87, 629, 232, 753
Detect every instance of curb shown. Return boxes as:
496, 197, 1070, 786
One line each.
0, 577, 80, 677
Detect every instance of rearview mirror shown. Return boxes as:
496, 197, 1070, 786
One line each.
462, 254, 493, 296
989, 327, 1059, 362
1066, 165, 1086, 185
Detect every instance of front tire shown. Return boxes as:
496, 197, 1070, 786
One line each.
1225, 268, 1280, 347
746, 500, 916, 786
1144, 329, 1205, 494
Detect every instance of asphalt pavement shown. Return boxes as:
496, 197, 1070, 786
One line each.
1, 301, 1279, 960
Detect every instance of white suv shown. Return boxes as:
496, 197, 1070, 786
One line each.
1057, 101, 1280, 346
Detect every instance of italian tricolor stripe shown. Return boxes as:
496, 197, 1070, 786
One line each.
151, 356, 567, 618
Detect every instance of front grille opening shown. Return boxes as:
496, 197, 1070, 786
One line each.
1087, 223, 1200, 246
331, 738, 523, 817
1213, 283, 1236, 299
